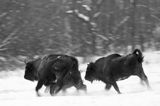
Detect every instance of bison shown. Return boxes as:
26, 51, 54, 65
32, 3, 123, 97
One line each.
50, 69, 86, 95
24, 54, 86, 96
85, 49, 150, 94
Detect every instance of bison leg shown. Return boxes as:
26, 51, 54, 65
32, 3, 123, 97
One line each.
138, 73, 150, 89
74, 80, 87, 92
50, 83, 57, 96
75, 84, 87, 93
53, 69, 70, 94
54, 80, 64, 94
44, 86, 50, 93
62, 88, 67, 93
140, 80, 145, 86
103, 78, 121, 94
35, 80, 44, 96
112, 81, 121, 94
50, 79, 64, 95
105, 84, 112, 90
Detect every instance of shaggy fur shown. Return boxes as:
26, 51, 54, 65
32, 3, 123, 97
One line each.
24, 54, 86, 96
85, 49, 150, 94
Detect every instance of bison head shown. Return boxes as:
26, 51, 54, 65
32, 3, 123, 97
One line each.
24, 61, 38, 81
125, 49, 144, 74
85, 62, 96, 83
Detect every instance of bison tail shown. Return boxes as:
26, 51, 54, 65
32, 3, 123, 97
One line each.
133, 49, 144, 63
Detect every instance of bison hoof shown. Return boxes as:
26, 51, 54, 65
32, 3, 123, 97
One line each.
36, 92, 41, 97
50, 93, 55, 96
50, 84, 60, 96
147, 86, 152, 90
44, 86, 50, 93
105, 84, 112, 90
50, 88, 56, 96
83, 88, 87, 94
140, 80, 145, 86
118, 92, 122, 94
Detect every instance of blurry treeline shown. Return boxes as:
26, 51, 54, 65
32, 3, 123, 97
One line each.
0, 0, 160, 70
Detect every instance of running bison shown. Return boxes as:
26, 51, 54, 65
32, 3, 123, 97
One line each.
85, 49, 150, 94
24, 54, 86, 96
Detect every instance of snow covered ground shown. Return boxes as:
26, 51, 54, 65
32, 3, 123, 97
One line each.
0, 51, 160, 106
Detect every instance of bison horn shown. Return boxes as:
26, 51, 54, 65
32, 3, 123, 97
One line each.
24, 56, 33, 64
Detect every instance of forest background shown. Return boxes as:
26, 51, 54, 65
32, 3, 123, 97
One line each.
0, 0, 160, 70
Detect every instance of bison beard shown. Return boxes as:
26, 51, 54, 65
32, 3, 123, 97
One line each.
24, 54, 86, 96
85, 49, 150, 94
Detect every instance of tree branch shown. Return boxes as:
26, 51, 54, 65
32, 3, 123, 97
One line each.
0, 28, 19, 51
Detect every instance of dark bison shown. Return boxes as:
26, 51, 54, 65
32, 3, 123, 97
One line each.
50, 69, 86, 95
85, 49, 150, 94
24, 54, 86, 96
